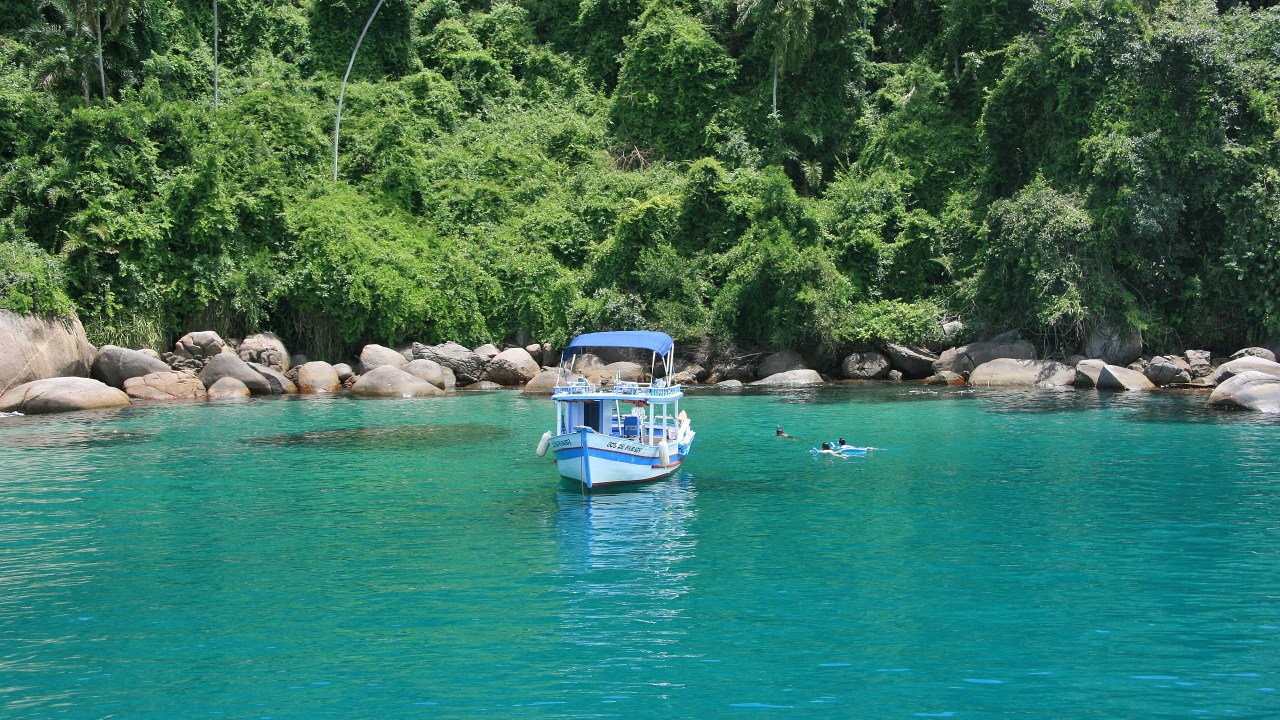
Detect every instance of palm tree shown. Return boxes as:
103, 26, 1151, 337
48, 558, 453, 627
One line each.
736, 0, 815, 117
333, 0, 386, 181
30, 0, 131, 102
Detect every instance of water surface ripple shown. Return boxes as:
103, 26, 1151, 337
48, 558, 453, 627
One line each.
0, 388, 1276, 718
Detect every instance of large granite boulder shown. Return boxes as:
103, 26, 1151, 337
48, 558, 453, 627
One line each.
0, 377, 130, 414
410, 341, 486, 383
522, 368, 578, 395
441, 367, 456, 392
296, 361, 341, 393
970, 359, 1076, 387
404, 359, 447, 388
91, 345, 171, 389
1230, 347, 1277, 363
474, 343, 500, 361
357, 344, 408, 374
247, 362, 297, 394
525, 343, 556, 367
758, 351, 807, 378
841, 351, 891, 380
169, 330, 227, 371
124, 371, 207, 400
1206, 371, 1280, 413
933, 339, 1037, 376
751, 369, 824, 386
600, 361, 646, 384
351, 365, 445, 397
715, 379, 744, 389
1096, 364, 1155, 391
709, 357, 756, 383
926, 371, 967, 386
883, 344, 937, 379
199, 353, 273, 396
0, 310, 97, 394
206, 376, 251, 399
238, 332, 290, 372
483, 348, 541, 385
1185, 350, 1213, 379
1085, 321, 1143, 365
333, 363, 355, 383
1210, 356, 1280, 384
1145, 355, 1192, 386
670, 362, 707, 385
1074, 359, 1107, 388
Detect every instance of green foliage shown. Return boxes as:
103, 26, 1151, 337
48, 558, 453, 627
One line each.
611, 6, 736, 158
0, 0, 1276, 360
309, 0, 417, 80
277, 182, 497, 356
0, 231, 75, 316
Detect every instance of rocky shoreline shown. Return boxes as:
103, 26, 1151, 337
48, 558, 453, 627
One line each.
2, 310, 1279, 415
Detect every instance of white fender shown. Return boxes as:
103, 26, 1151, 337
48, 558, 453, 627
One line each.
535, 430, 553, 457
658, 440, 671, 467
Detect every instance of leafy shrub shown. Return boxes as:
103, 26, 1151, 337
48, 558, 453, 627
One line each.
0, 233, 74, 317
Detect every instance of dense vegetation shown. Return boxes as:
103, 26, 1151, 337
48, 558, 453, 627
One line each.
1, 0, 1277, 361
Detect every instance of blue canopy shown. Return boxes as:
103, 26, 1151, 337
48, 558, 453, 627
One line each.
564, 331, 674, 357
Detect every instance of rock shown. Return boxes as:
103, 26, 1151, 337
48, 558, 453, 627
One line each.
482, 348, 541, 385
297, 361, 341, 393
670, 362, 707, 385
440, 367, 456, 392
173, 330, 227, 362
332, 363, 355, 383
0, 377, 130, 414
887, 369, 903, 382
709, 357, 756, 383
841, 351, 891, 380
206, 376, 251, 399
758, 351, 807, 378
523, 367, 579, 395
351, 365, 445, 397
1096, 364, 1155, 391
199, 353, 273, 396
970, 359, 1076, 387
1145, 355, 1192, 386
1085, 321, 1143, 365
358, 344, 408, 374
90, 345, 172, 389
474, 343, 500, 361
926, 371, 966, 386
599, 361, 646, 384
238, 332, 291, 372
138, 348, 162, 361
1074, 359, 1107, 388
933, 340, 1037, 376
247, 362, 297, 394
1230, 347, 1277, 363
941, 320, 965, 343
534, 343, 557, 366
714, 379, 744, 389
411, 341, 486, 383
1210, 356, 1280, 384
1185, 350, 1212, 378
1206, 371, 1280, 413
124, 371, 207, 400
404, 359, 446, 388
0, 310, 97, 394
290, 353, 309, 368
1128, 357, 1149, 375
465, 381, 505, 390
883, 344, 937, 379
751, 369, 824, 387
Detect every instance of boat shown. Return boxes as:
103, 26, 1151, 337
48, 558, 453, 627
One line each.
535, 331, 695, 489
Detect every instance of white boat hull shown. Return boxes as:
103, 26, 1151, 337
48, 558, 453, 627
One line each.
551, 430, 694, 488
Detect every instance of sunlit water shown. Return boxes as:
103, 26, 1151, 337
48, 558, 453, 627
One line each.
1, 386, 1277, 719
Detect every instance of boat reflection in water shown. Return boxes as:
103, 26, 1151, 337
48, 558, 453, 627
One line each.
553, 476, 699, 690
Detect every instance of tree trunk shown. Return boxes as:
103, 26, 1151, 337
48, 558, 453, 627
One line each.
96, 8, 106, 102
333, 0, 386, 181
213, 0, 219, 109
771, 62, 778, 117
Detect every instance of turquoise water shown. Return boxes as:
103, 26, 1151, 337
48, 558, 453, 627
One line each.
1, 386, 1278, 719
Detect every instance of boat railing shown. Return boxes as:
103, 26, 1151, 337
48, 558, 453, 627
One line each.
553, 379, 683, 398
